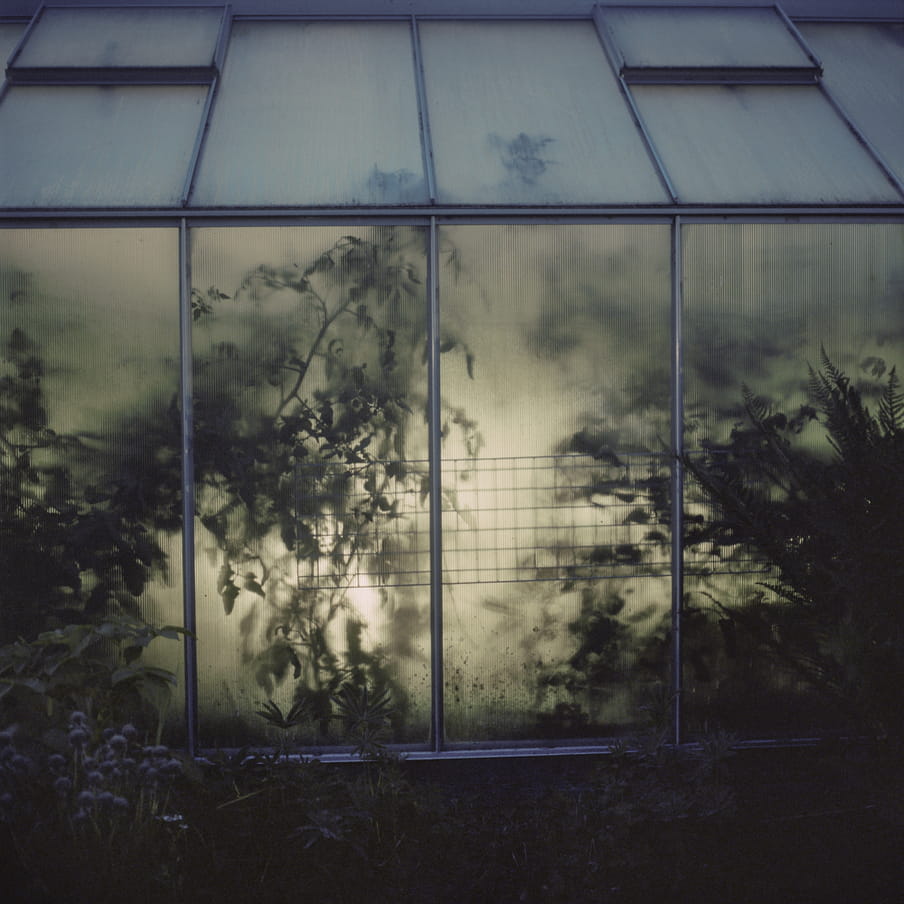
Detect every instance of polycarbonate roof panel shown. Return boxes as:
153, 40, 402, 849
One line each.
0, 23, 26, 66
800, 24, 904, 187
600, 6, 815, 70
12, 6, 223, 68
632, 84, 901, 204
192, 21, 426, 206
419, 21, 669, 205
0, 85, 207, 207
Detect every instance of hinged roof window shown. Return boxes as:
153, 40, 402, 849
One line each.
596, 4, 822, 84
7, 5, 227, 84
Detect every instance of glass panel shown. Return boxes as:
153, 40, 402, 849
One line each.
683, 222, 904, 737
0, 86, 206, 208
439, 224, 671, 742
632, 85, 900, 203
0, 23, 26, 66
193, 22, 426, 207
800, 24, 904, 187
0, 228, 184, 736
191, 227, 431, 747
601, 7, 813, 69
419, 21, 669, 205
13, 7, 223, 68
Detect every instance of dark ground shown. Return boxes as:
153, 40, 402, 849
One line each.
3, 741, 904, 904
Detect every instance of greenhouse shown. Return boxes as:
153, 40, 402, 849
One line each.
1, 0, 903, 758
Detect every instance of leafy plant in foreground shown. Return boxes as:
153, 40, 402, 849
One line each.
0, 615, 186, 740
685, 352, 904, 736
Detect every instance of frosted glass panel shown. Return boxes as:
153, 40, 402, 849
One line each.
801, 24, 904, 186
0, 229, 183, 732
14, 6, 222, 68
193, 23, 426, 206
633, 85, 900, 203
684, 223, 904, 444
190, 227, 430, 747
601, 7, 813, 69
0, 86, 206, 207
0, 23, 25, 66
419, 21, 669, 205
439, 225, 671, 741
682, 223, 904, 736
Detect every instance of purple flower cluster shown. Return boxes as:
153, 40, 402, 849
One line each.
1, 711, 183, 829
0, 727, 36, 822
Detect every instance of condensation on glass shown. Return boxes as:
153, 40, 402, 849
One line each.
800, 24, 904, 187
189, 226, 431, 747
681, 221, 904, 736
192, 22, 427, 207
0, 228, 184, 733
418, 21, 670, 205
438, 224, 672, 742
0, 86, 207, 208
11, 5, 224, 69
631, 85, 901, 204
599, 5, 815, 71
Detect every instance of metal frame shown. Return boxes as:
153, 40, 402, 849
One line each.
1, 0, 902, 759
4, 209, 901, 760
178, 217, 199, 757
426, 216, 444, 752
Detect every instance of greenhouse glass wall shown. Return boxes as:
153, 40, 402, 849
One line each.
1, 0, 902, 756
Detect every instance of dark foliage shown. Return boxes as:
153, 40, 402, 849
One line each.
685, 352, 904, 736
0, 327, 176, 644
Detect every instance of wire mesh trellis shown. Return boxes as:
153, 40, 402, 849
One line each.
441, 452, 673, 584
292, 452, 767, 592
293, 458, 432, 591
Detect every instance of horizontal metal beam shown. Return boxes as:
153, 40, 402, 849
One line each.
1, 206, 902, 224
3, 1, 901, 20
621, 65, 821, 84
6, 65, 217, 84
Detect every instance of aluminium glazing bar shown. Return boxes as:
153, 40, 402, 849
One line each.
591, 5, 679, 203
816, 84, 904, 201
179, 217, 200, 757
181, 79, 220, 205
4, 3, 42, 70
426, 216, 445, 753
669, 215, 683, 747
774, 3, 824, 70
181, 9, 232, 205
410, 15, 437, 204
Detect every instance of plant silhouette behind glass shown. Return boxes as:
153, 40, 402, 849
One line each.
192, 229, 474, 740
0, 324, 179, 645
683, 352, 904, 737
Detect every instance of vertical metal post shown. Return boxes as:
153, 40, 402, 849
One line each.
426, 216, 444, 752
178, 218, 199, 757
669, 216, 684, 747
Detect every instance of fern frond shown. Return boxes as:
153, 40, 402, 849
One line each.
878, 366, 902, 436
741, 385, 770, 425
809, 351, 879, 458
